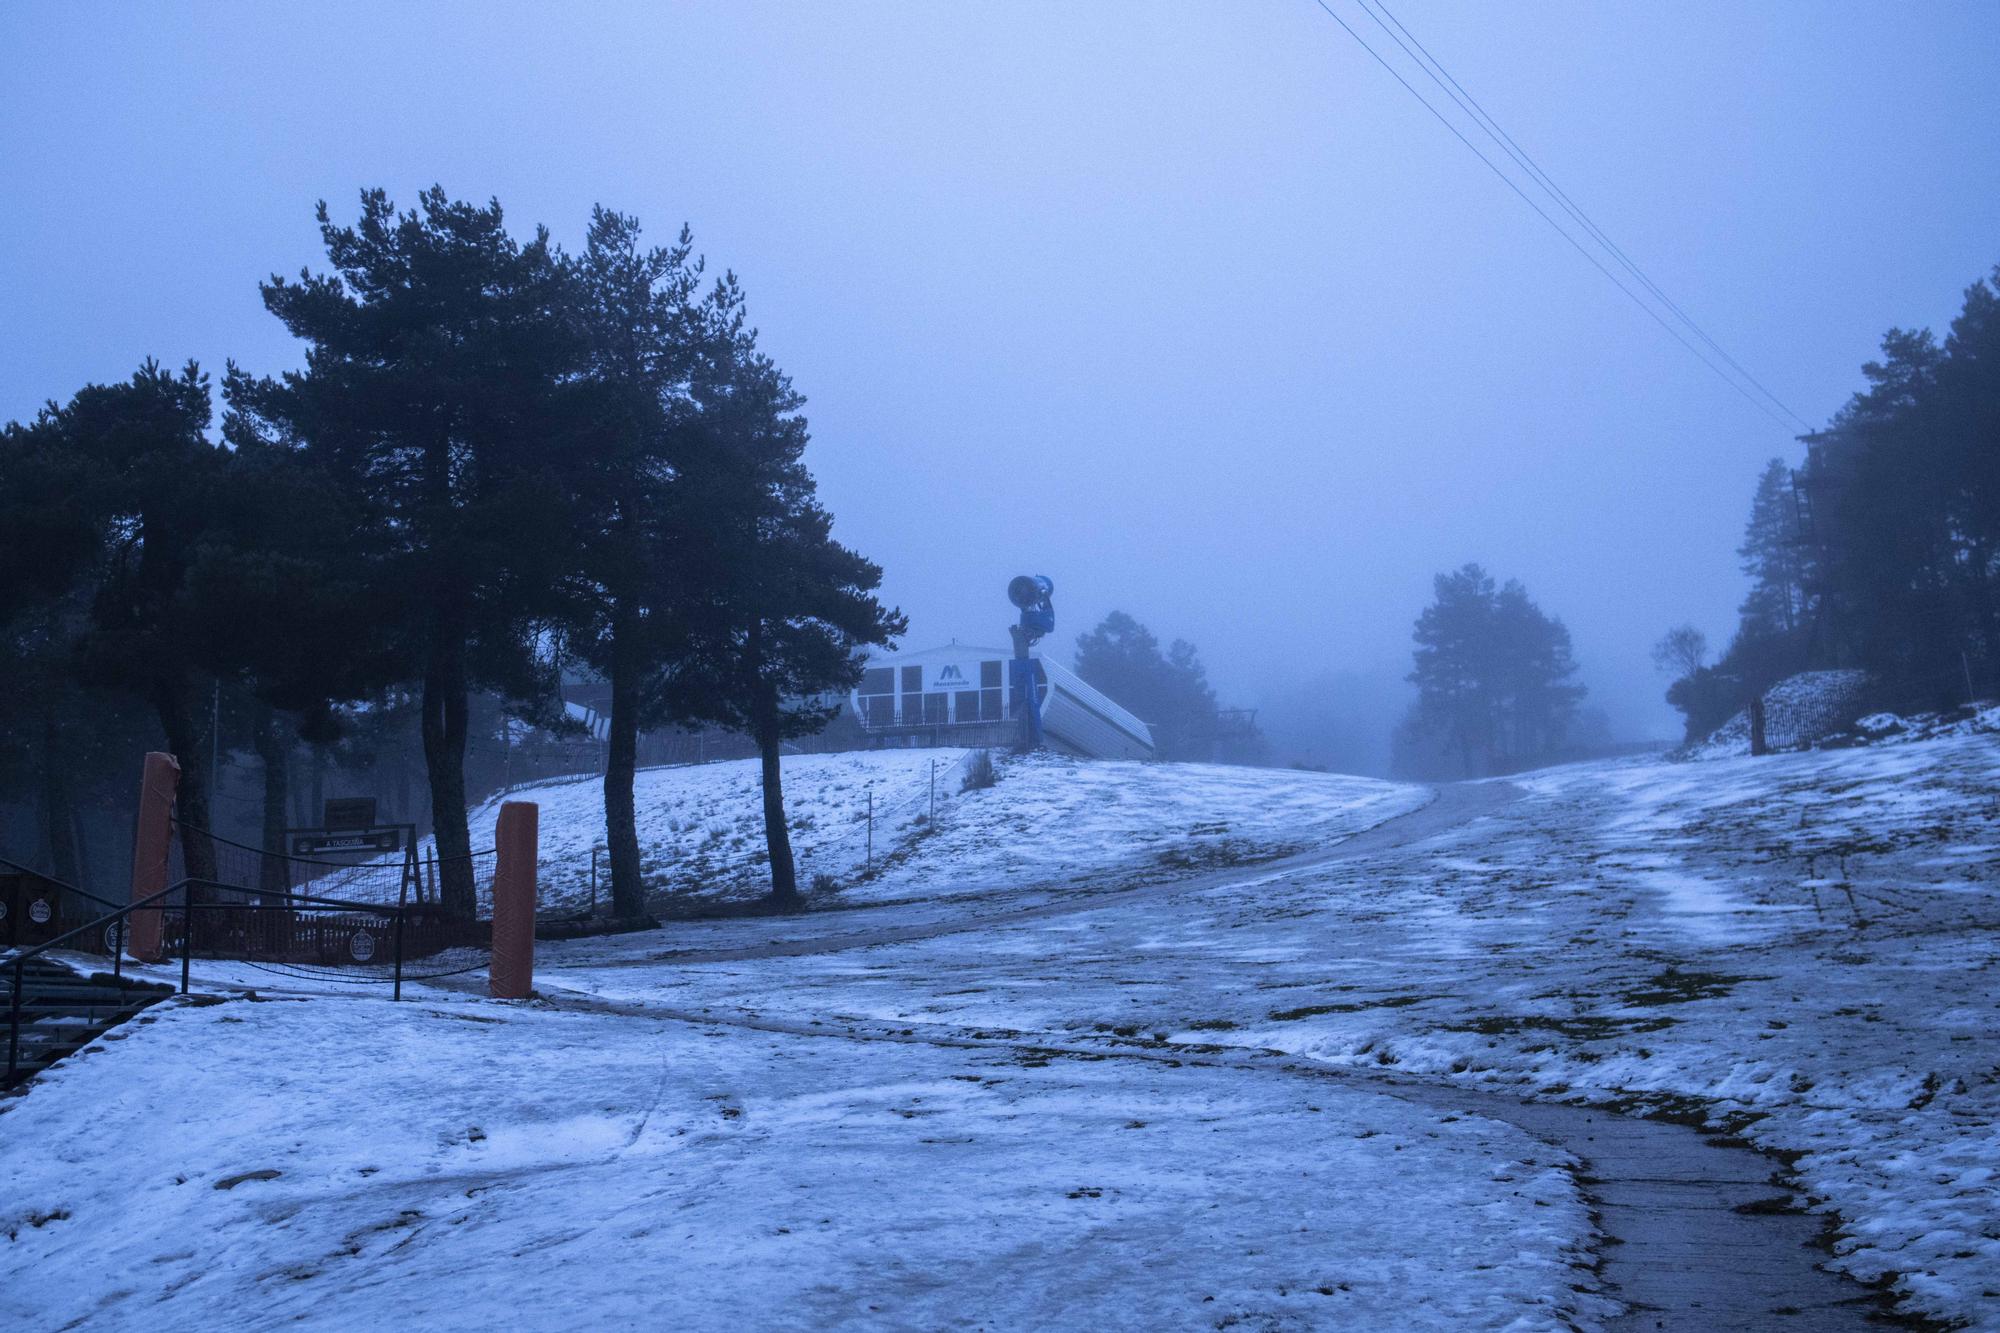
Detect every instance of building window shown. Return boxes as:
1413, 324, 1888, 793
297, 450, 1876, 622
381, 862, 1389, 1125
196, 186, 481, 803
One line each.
981, 688, 1003, 720
954, 690, 981, 723
901, 665, 922, 692
861, 668, 894, 697
980, 660, 1002, 689
923, 693, 948, 725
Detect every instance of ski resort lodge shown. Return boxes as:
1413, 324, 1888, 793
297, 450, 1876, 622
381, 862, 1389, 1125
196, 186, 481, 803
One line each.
849, 643, 1156, 760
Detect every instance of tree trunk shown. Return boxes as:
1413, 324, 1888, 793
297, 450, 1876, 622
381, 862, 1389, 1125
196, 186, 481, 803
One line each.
252, 700, 291, 896
603, 607, 646, 920
757, 711, 799, 909
38, 711, 81, 885
422, 642, 476, 917
153, 678, 217, 881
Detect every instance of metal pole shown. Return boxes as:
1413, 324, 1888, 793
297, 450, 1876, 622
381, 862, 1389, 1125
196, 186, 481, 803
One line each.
866, 790, 873, 865
112, 917, 123, 979
210, 678, 221, 799
179, 892, 192, 995
8, 959, 21, 1086
591, 847, 598, 916
929, 760, 936, 824
393, 908, 405, 1002
1965, 651, 1978, 707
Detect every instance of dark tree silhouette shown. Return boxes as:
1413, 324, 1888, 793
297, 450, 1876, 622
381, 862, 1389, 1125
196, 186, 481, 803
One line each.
1072, 611, 1222, 760
1401, 564, 1584, 777
231, 189, 581, 916
665, 333, 903, 909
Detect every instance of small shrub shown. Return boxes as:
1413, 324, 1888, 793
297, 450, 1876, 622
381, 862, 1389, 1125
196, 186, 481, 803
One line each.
811, 872, 841, 895
962, 749, 997, 792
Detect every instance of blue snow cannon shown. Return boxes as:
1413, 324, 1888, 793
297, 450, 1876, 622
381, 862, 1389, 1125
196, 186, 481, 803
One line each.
1006, 575, 1055, 749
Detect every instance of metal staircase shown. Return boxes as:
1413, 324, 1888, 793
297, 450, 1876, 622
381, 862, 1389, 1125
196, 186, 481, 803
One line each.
4, 954, 171, 1089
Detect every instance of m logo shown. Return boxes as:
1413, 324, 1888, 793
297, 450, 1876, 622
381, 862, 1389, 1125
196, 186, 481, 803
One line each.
935, 664, 967, 686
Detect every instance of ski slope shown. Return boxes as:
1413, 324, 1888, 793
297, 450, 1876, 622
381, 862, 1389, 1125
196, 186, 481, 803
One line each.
461, 749, 1427, 913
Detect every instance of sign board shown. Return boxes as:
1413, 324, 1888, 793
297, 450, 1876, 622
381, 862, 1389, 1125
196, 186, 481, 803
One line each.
28, 897, 52, 924
290, 827, 405, 857
348, 929, 377, 963
323, 797, 379, 831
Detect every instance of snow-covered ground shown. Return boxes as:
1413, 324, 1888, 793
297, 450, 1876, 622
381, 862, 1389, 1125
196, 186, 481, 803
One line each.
1, 982, 1595, 1329
460, 749, 1426, 913
521, 731, 2000, 1328
9, 731, 1997, 1327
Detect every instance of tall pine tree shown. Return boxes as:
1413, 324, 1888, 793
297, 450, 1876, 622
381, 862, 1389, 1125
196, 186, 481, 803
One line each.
230, 189, 580, 916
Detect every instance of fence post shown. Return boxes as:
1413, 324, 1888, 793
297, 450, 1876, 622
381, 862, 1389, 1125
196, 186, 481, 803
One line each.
866, 789, 873, 865
127, 752, 179, 963
179, 890, 192, 995
8, 959, 21, 1086
392, 908, 405, 1002
929, 760, 936, 825
489, 801, 538, 1000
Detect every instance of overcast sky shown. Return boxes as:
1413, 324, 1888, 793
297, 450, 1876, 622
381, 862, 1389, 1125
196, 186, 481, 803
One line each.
5, 2, 1997, 756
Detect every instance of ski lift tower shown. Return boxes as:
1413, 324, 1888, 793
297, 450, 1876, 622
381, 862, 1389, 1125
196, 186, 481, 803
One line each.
1006, 574, 1055, 751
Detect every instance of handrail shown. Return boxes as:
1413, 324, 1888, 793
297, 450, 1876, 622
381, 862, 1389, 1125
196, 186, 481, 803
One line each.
6, 880, 188, 965
0, 854, 127, 912
6, 876, 429, 1087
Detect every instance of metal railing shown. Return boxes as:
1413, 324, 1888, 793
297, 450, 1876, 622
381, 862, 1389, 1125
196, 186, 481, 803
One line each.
3, 878, 433, 1087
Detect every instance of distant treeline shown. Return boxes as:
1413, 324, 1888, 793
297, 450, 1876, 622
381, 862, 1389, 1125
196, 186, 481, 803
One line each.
1659, 262, 2000, 741
0, 189, 902, 918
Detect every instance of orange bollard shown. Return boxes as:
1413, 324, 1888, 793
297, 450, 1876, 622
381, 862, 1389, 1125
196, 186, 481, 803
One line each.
488, 801, 538, 999
126, 752, 179, 963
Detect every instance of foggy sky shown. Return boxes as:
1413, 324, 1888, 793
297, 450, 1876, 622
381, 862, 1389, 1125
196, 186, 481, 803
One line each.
5, 2, 1998, 762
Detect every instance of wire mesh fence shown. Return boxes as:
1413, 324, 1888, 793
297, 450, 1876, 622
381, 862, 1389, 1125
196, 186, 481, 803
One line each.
795, 748, 982, 890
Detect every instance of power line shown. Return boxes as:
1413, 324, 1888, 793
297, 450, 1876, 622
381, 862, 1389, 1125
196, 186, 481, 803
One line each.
1305, 0, 1804, 434
1353, 0, 1812, 433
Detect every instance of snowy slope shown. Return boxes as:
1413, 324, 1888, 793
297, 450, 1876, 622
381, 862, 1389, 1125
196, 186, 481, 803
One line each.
0, 993, 1598, 1331
523, 731, 2000, 1328
457, 749, 1426, 913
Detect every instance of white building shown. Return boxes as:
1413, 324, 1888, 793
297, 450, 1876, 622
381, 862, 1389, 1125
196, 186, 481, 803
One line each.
850, 643, 1155, 760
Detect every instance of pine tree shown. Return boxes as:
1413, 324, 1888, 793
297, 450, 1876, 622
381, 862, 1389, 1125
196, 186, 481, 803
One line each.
664, 334, 904, 908
1738, 459, 1807, 640
1073, 612, 1220, 759
34, 361, 230, 878
1405, 564, 1584, 775
559, 208, 710, 922
230, 189, 581, 916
